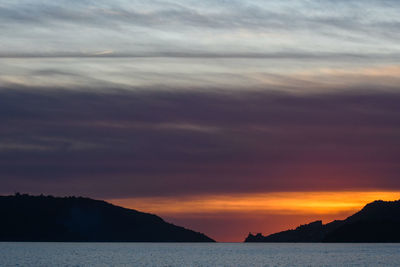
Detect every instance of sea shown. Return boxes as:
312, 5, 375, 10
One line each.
0, 243, 399, 266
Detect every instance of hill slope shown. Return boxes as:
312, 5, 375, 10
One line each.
0, 194, 214, 242
245, 200, 400, 243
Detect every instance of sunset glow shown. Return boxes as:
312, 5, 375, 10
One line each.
110, 191, 400, 241
2, 0, 400, 245
110, 191, 400, 215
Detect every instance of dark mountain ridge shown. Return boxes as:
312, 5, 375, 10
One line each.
0, 194, 214, 242
245, 199, 400, 243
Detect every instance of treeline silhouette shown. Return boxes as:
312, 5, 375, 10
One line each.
246, 200, 400, 242
0, 194, 214, 242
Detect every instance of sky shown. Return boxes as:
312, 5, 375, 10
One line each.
1, 0, 400, 241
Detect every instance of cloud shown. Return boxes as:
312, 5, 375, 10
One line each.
1, 0, 399, 31
1, 86, 400, 198
1, 0, 400, 58
1, 1, 400, 199
2, 51, 400, 60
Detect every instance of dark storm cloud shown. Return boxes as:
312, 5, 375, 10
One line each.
1, 86, 400, 198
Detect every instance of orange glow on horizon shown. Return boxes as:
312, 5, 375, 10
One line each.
109, 191, 400, 216
109, 191, 400, 242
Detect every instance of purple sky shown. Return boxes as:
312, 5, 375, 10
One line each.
1, 0, 400, 241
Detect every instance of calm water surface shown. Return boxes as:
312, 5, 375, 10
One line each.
0, 243, 399, 266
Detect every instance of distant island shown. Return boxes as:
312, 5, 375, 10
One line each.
245, 199, 400, 243
0, 194, 214, 242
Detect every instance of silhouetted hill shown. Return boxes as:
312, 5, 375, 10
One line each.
245, 200, 400, 243
0, 194, 214, 242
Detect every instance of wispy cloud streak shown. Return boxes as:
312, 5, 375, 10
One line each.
1, 86, 400, 198
1, 0, 400, 57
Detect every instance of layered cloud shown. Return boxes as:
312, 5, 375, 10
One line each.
1, 0, 400, 57
1, 86, 400, 198
2, 0, 400, 241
